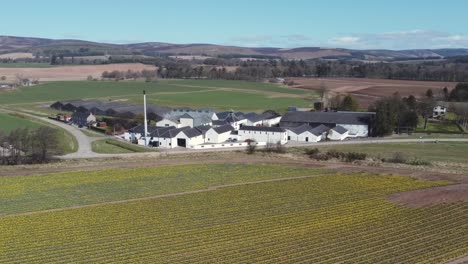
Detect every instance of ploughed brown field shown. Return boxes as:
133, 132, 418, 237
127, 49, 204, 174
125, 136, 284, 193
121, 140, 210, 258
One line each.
0, 63, 156, 81
291, 77, 457, 107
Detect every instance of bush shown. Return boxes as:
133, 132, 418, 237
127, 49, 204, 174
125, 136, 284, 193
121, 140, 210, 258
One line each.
406, 158, 431, 166
388, 152, 407, 164
275, 141, 286, 154
246, 142, 257, 154
344, 152, 367, 162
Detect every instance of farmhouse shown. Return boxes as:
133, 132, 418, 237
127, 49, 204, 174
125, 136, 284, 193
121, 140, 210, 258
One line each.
239, 126, 288, 144
280, 111, 375, 137
433, 105, 448, 118
327, 126, 349, 141
71, 112, 96, 127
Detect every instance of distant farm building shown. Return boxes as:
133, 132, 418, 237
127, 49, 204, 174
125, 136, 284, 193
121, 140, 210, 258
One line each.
280, 111, 375, 137
50, 100, 170, 120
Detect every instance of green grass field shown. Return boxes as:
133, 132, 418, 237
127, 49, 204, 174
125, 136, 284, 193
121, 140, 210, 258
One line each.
0, 112, 42, 133
0, 79, 316, 112
0, 112, 77, 153
312, 142, 468, 163
91, 139, 157, 154
415, 120, 463, 133
0, 164, 466, 263
0, 63, 52, 68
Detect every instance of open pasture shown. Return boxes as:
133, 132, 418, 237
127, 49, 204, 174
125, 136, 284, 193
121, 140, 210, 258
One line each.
0, 79, 315, 112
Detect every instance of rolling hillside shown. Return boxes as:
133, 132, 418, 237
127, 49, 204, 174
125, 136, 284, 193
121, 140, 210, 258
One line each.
1, 35, 468, 61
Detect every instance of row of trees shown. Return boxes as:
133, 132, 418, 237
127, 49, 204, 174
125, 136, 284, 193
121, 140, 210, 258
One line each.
370, 94, 431, 136
144, 59, 468, 82
0, 127, 62, 165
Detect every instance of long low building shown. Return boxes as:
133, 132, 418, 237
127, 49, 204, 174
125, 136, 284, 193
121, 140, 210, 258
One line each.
280, 111, 375, 137
238, 126, 288, 145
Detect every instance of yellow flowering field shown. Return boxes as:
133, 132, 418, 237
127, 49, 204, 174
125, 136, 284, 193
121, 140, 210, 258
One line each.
0, 172, 466, 263
0, 164, 328, 215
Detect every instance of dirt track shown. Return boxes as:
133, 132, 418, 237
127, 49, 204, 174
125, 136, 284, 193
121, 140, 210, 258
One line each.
0, 63, 156, 81
387, 184, 468, 207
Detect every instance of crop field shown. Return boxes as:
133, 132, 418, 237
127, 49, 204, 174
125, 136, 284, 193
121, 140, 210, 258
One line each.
0, 63, 156, 81
0, 112, 42, 133
0, 163, 467, 263
0, 79, 315, 112
292, 77, 456, 107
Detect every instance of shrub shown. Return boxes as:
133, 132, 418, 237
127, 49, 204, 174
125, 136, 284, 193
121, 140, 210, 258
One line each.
407, 158, 431, 166
275, 141, 286, 154
388, 152, 407, 164
344, 152, 367, 162
246, 142, 257, 154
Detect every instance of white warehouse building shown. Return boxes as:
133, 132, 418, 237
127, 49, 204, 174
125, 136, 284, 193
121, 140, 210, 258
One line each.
239, 126, 288, 144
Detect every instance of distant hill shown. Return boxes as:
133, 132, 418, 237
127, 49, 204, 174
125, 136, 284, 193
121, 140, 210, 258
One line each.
1, 35, 468, 61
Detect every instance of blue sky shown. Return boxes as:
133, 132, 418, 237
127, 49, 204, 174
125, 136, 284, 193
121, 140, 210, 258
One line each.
2, 0, 468, 49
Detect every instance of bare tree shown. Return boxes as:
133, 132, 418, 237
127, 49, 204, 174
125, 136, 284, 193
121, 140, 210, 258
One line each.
319, 82, 329, 106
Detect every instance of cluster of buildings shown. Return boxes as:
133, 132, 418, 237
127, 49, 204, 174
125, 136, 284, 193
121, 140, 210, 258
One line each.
122, 108, 375, 149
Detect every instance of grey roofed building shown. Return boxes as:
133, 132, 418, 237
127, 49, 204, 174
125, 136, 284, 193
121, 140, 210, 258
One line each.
180, 127, 203, 138
288, 124, 314, 134
51, 99, 171, 118
213, 124, 234, 134
194, 125, 212, 136
332, 125, 348, 134
280, 111, 375, 127
244, 112, 263, 123
149, 126, 177, 137
239, 126, 286, 133
159, 127, 191, 138
129, 125, 160, 135
310, 124, 330, 136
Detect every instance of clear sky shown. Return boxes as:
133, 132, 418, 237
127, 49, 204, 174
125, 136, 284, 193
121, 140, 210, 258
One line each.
1, 0, 468, 49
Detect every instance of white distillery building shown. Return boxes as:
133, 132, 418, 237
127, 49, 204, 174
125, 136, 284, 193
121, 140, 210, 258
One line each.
239, 126, 288, 144
280, 111, 375, 137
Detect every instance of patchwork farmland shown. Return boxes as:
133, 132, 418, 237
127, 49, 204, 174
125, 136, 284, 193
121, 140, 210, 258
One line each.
0, 79, 316, 113
292, 77, 457, 107
0, 163, 466, 263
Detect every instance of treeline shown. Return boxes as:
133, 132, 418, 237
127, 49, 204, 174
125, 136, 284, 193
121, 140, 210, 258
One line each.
0, 126, 62, 165
149, 59, 468, 82
101, 69, 157, 81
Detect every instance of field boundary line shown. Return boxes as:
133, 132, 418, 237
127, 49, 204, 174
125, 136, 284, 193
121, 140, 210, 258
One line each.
443, 254, 468, 264
1, 173, 331, 218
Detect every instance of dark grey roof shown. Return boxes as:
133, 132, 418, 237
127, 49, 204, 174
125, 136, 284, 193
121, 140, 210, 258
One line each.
288, 124, 314, 134
240, 126, 285, 133
262, 110, 281, 119
244, 112, 263, 123
71, 112, 93, 120
281, 111, 375, 126
194, 125, 211, 136
213, 124, 234, 134
129, 125, 160, 134
212, 120, 228, 126
310, 124, 330, 135
181, 127, 203, 138
149, 126, 176, 137
159, 127, 191, 138
332, 126, 348, 134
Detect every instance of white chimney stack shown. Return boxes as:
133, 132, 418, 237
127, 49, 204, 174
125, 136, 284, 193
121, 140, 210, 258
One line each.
143, 90, 148, 147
